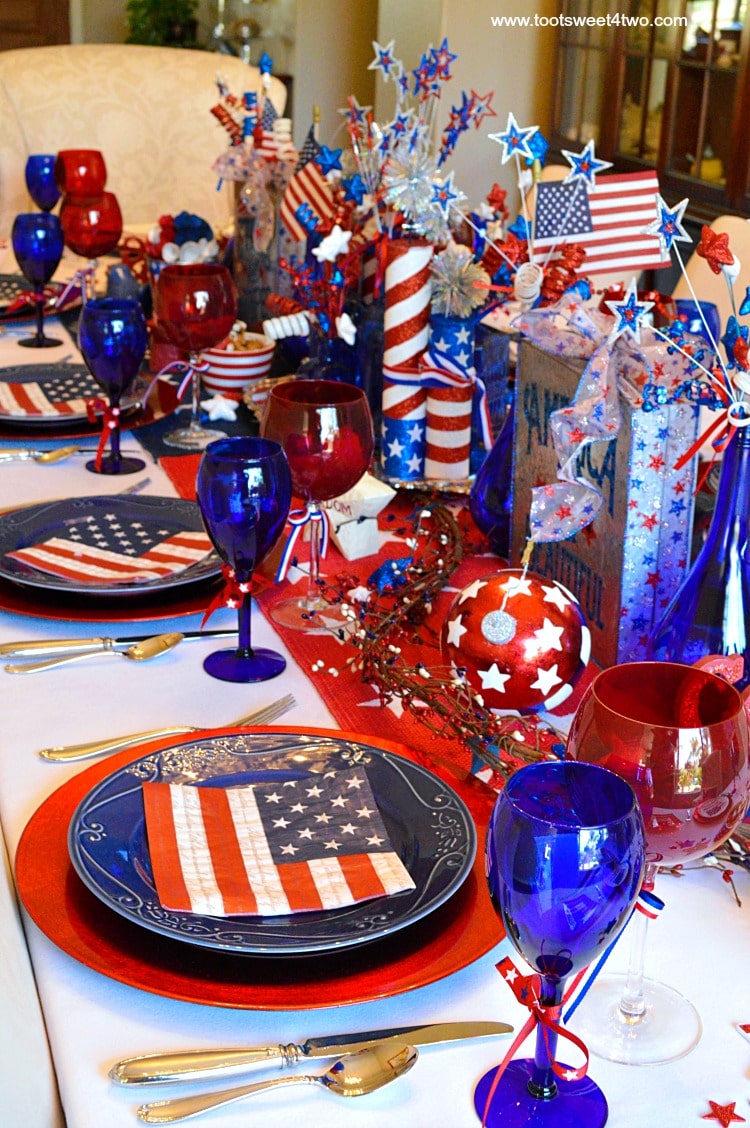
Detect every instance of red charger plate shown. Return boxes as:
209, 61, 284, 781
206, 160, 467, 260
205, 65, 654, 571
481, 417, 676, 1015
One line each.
0, 572, 223, 622
16, 727, 502, 1009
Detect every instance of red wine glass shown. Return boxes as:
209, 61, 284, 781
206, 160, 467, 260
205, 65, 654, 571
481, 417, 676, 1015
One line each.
11, 212, 64, 348
153, 263, 238, 450
59, 191, 123, 301
54, 149, 107, 197
566, 661, 750, 1064
260, 379, 374, 630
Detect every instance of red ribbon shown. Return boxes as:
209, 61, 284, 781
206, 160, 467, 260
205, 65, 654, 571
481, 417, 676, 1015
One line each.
5, 285, 57, 315
201, 564, 251, 627
481, 957, 590, 1127
85, 398, 120, 472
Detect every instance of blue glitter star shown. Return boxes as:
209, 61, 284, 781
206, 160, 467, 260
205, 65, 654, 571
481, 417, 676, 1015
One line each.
368, 39, 398, 77
431, 171, 459, 216
561, 139, 612, 186
740, 286, 750, 317
525, 130, 549, 168
644, 195, 691, 255
605, 280, 654, 343
258, 52, 274, 75
341, 173, 366, 204
488, 112, 538, 165
316, 145, 343, 175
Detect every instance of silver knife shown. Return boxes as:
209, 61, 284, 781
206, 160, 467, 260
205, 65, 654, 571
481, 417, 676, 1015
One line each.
0, 446, 145, 463
0, 629, 236, 659
110, 1021, 513, 1085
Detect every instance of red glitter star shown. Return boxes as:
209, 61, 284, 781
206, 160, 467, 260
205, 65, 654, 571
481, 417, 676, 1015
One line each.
702, 1100, 746, 1126
486, 182, 508, 219
696, 226, 735, 275
645, 570, 662, 587
641, 513, 659, 530
734, 336, 749, 370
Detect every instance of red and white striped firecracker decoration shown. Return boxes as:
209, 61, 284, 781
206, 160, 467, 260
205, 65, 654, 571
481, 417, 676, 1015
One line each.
380, 363, 426, 480
383, 240, 433, 369
421, 351, 474, 481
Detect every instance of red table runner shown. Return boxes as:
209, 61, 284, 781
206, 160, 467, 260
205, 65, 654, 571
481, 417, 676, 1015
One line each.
160, 454, 590, 786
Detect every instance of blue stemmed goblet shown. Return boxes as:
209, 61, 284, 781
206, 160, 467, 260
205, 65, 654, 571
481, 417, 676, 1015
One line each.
77, 297, 148, 475
11, 212, 64, 348
196, 437, 292, 682
25, 155, 61, 212
475, 760, 645, 1128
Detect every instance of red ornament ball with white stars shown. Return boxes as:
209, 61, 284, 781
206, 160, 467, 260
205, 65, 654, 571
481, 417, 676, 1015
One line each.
441, 568, 591, 713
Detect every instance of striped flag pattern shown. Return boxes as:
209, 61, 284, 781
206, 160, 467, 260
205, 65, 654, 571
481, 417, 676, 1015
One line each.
383, 240, 433, 369
421, 350, 474, 481
6, 529, 213, 585
279, 160, 335, 242
142, 769, 415, 917
253, 97, 279, 160
294, 123, 321, 173
0, 368, 100, 418
533, 171, 671, 278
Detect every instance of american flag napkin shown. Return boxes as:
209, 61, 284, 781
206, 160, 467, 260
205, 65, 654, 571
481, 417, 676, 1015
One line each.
5, 511, 213, 585
0, 367, 100, 417
142, 768, 416, 917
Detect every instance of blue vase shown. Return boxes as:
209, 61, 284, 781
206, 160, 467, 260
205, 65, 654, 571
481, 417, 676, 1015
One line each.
649, 424, 750, 687
468, 387, 516, 558
297, 324, 358, 384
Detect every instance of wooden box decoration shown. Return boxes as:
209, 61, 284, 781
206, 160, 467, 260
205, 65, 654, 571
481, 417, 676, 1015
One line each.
510, 340, 699, 668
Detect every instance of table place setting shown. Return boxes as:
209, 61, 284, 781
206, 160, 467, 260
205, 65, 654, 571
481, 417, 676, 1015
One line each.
2, 30, 750, 1128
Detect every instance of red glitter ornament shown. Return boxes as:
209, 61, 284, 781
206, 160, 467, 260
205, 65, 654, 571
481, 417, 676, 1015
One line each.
441, 568, 590, 713
696, 226, 735, 275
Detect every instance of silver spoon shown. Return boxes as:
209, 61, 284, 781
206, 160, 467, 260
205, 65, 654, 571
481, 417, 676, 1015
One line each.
4, 632, 184, 674
136, 1044, 417, 1124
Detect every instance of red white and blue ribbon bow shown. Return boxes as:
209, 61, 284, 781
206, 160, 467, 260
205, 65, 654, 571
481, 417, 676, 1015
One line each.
419, 345, 493, 451
480, 955, 591, 1126
85, 397, 120, 472
201, 564, 252, 626
513, 294, 707, 545
275, 504, 330, 582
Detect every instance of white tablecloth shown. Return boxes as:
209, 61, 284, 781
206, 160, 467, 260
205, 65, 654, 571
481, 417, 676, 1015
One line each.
0, 438, 749, 1128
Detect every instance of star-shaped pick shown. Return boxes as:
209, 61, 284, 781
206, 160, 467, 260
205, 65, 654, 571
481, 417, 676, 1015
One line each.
341, 173, 367, 204
739, 286, 750, 317
430, 170, 460, 216
561, 139, 612, 186
488, 112, 538, 164
258, 51, 274, 75
697, 225, 735, 275
467, 89, 497, 129
315, 145, 343, 176
701, 1100, 746, 1126
605, 278, 654, 344
311, 223, 353, 262
368, 39, 398, 78
200, 394, 238, 422
430, 37, 458, 80
644, 194, 691, 255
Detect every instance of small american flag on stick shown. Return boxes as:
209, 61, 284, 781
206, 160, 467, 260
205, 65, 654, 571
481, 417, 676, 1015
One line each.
142, 768, 416, 917
533, 171, 671, 277
279, 160, 335, 242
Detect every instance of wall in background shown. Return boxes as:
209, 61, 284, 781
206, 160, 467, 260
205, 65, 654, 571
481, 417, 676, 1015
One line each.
69, 0, 557, 208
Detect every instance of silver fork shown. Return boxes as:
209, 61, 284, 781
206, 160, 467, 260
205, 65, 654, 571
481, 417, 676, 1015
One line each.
39, 693, 296, 763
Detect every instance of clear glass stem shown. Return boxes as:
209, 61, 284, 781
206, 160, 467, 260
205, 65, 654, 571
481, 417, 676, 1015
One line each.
528, 976, 562, 1100
618, 861, 657, 1022
188, 355, 203, 434
304, 508, 323, 609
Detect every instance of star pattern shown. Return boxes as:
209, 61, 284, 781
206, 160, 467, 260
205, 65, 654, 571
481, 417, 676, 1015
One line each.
561, 139, 612, 186
644, 194, 691, 255
605, 278, 654, 344
488, 112, 538, 164
477, 663, 511, 692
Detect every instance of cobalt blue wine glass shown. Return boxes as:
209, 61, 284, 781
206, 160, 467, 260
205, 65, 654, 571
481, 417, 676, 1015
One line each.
474, 760, 645, 1128
25, 155, 61, 212
77, 297, 148, 475
11, 212, 64, 348
196, 437, 292, 683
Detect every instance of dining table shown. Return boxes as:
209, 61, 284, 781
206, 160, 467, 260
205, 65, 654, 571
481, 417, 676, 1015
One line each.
0, 303, 749, 1128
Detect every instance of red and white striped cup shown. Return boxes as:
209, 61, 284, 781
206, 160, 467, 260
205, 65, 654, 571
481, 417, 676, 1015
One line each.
200, 334, 275, 396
